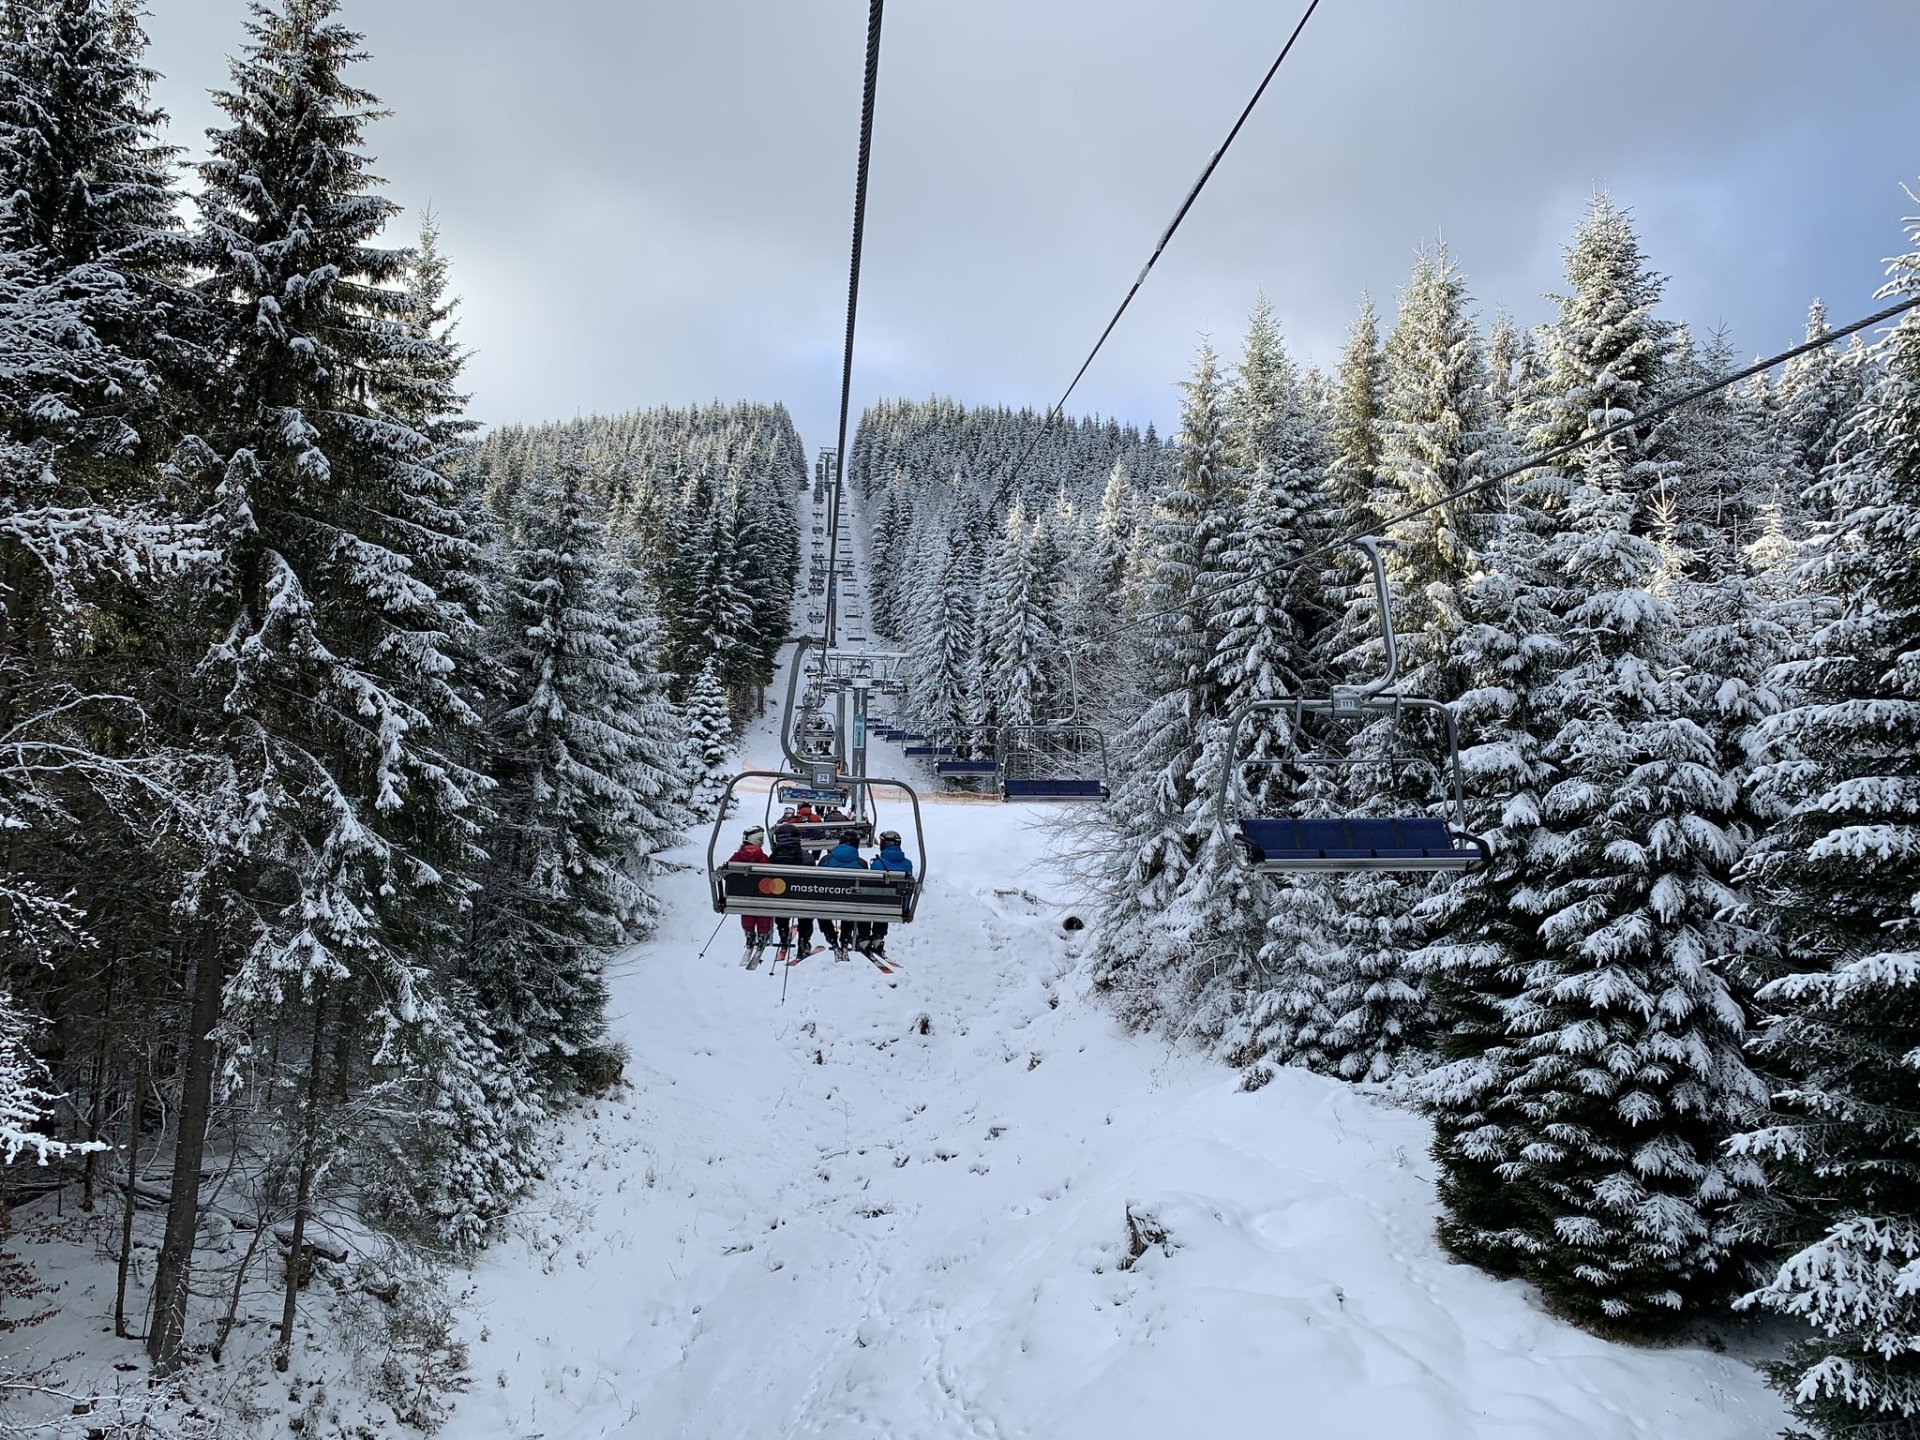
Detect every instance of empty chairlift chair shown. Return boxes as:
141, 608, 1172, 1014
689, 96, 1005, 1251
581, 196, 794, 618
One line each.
927, 727, 1001, 781
998, 724, 1111, 801
1215, 537, 1489, 876
936, 756, 1000, 778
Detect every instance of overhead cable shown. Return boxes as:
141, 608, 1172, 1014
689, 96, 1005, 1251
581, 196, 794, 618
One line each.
985, 0, 1324, 511
822, 0, 886, 653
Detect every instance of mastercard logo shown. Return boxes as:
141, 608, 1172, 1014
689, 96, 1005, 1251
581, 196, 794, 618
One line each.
757, 878, 789, 896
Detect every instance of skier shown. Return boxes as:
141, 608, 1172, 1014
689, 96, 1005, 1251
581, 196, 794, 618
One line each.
816, 829, 868, 959
726, 825, 774, 966
767, 823, 833, 961
862, 829, 913, 959
794, 802, 822, 825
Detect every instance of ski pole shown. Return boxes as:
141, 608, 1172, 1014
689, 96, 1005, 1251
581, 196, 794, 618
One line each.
694, 915, 728, 961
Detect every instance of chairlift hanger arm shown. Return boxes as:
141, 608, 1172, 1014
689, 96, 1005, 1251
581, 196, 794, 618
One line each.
1353, 535, 1398, 697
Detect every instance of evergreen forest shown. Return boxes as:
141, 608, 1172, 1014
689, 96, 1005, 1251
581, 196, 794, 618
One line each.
1, 2, 1915, 1437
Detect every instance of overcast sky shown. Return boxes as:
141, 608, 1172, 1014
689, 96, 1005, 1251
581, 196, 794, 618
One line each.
144, 0, 1918, 451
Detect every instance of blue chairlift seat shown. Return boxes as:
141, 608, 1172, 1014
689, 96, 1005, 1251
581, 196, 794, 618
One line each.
904, 743, 956, 758
1003, 777, 1109, 801
1237, 815, 1486, 873
936, 758, 999, 777
898, 732, 927, 744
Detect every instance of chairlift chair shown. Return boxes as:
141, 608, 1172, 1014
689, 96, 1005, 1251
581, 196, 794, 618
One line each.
1215, 537, 1489, 875
999, 723, 1111, 801
937, 758, 1000, 778
708, 772, 923, 925
775, 781, 851, 808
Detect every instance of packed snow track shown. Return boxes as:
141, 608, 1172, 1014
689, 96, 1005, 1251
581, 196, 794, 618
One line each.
452, 750, 1783, 1439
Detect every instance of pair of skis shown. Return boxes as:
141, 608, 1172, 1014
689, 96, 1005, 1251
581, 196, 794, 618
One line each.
738, 942, 829, 970
741, 941, 898, 976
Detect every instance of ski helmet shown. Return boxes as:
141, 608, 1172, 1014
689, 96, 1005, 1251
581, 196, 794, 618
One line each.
742, 825, 766, 844
773, 824, 799, 842
878, 830, 901, 847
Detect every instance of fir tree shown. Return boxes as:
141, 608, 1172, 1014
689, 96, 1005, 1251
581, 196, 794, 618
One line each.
1421, 197, 1765, 1331
909, 488, 985, 741
468, 459, 671, 1092
682, 658, 733, 820
1323, 296, 1386, 538
1731, 210, 1920, 1439
163, 0, 489, 1365
1087, 343, 1234, 1019
972, 499, 1063, 733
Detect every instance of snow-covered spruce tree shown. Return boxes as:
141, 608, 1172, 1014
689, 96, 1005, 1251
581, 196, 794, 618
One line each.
604, 538, 690, 845
663, 470, 758, 708
1185, 306, 1336, 1054
1298, 250, 1496, 1085
0, 2, 233, 1271
908, 487, 985, 740
971, 498, 1064, 734
1322, 296, 1386, 533
0, 0, 184, 423
868, 466, 912, 634
1421, 197, 1765, 1331
1658, 327, 1791, 859
1408, 481, 1564, 1127
157, 0, 489, 1368
1774, 299, 1869, 524
467, 458, 670, 1094
1729, 215, 1920, 1440
682, 657, 734, 821
1228, 297, 1314, 485
1086, 342, 1234, 1021
1484, 311, 1528, 429
1374, 243, 1490, 660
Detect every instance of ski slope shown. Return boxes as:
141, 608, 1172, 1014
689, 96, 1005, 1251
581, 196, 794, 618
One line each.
450, 737, 1788, 1439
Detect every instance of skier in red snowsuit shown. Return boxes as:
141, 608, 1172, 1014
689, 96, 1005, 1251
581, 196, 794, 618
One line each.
726, 825, 773, 956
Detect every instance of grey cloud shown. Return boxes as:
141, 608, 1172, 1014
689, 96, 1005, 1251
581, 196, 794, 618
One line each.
144, 0, 1920, 451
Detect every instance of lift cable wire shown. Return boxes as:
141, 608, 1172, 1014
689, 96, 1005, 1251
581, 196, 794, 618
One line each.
822, 0, 885, 656
985, 0, 1323, 513
1128, 290, 1920, 633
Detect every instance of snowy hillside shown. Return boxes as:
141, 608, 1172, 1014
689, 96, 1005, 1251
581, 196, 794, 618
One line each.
5, 478, 1792, 1440
442, 718, 1787, 1439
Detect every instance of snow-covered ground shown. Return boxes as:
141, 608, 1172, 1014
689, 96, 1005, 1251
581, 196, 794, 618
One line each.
450, 754, 1786, 1438
448, 505, 1788, 1439
8, 495, 1790, 1438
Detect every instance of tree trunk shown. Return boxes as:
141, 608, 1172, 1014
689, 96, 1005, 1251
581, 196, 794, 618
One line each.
275, 982, 333, 1372
147, 933, 224, 1372
80, 962, 117, 1211
113, 1046, 144, 1339
212, 1208, 269, 1364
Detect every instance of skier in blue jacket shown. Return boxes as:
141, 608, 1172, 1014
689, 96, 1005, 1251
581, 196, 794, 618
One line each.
862, 830, 913, 959
817, 831, 868, 959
